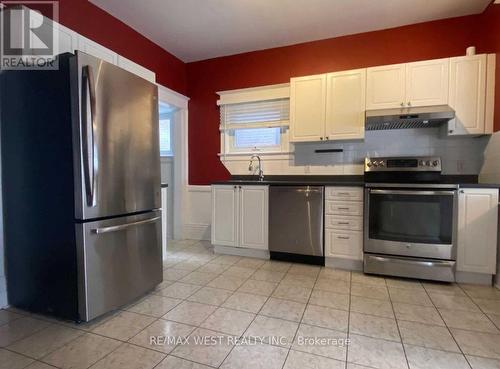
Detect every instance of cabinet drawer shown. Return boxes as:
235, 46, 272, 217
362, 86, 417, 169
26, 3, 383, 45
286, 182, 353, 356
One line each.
325, 187, 363, 201
325, 215, 362, 231
325, 201, 363, 216
325, 230, 363, 260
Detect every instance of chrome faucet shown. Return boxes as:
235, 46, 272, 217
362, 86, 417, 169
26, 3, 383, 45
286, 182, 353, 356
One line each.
248, 155, 264, 181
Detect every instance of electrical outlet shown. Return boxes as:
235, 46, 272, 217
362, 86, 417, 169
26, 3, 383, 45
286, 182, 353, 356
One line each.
456, 160, 465, 173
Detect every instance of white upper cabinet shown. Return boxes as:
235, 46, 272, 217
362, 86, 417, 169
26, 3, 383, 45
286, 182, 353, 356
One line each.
239, 186, 268, 250
77, 36, 117, 65
117, 55, 156, 83
367, 59, 449, 109
290, 74, 327, 142
457, 188, 498, 274
366, 63, 406, 109
448, 54, 494, 135
325, 69, 366, 140
405, 58, 449, 107
211, 185, 239, 247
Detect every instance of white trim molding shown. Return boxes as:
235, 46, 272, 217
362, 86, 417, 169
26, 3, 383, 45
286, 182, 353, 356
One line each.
158, 84, 190, 109
217, 83, 290, 105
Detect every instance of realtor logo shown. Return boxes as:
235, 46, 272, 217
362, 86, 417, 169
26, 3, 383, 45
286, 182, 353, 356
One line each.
0, 1, 59, 69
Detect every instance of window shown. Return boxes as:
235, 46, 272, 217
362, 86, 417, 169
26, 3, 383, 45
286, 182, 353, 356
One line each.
159, 117, 172, 156
159, 102, 174, 157
220, 98, 289, 154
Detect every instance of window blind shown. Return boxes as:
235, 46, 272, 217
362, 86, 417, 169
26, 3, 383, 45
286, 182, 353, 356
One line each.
221, 98, 289, 129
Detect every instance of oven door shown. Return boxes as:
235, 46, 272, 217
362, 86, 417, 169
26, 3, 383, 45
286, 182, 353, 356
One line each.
364, 188, 457, 260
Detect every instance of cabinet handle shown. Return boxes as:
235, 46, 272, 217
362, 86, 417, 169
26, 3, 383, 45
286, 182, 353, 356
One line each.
337, 236, 350, 240
407, 101, 411, 106
325, 136, 329, 140
337, 222, 350, 225
337, 207, 350, 210
233, 186, 237, 189
320, 137, 323, 140
338, 192, 350, 195
400, 102, 404, 107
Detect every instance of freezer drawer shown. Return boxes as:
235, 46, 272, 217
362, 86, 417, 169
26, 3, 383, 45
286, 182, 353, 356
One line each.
76, 211, 162, 321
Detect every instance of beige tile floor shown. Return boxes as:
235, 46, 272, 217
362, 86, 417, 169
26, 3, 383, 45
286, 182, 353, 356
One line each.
1, 239, 500, 369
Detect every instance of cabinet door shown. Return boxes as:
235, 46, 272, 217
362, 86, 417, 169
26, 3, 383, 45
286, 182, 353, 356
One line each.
117, 55, 156, 83
239, 186, 268, 250
325, 69, 366, 140
406, 58, 449, 107
457, 189, 498, 274
77, 36, 117, 64
325, 229, 363, 260
211, 185, 239, 247
290, 74, 327, 142
448, 55, 487, 135
366, 64, 406, 109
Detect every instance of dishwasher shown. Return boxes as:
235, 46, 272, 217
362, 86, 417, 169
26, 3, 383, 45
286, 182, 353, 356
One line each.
269, 186, 324, 265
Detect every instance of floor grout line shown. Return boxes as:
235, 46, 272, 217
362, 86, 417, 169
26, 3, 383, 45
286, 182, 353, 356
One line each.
4, 240, 500, 368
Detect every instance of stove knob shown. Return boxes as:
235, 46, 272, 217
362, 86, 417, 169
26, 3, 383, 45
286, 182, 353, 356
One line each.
432, 160, 439, 167
419, 160, 425, 167
367, 161, 373, 168
379, 161, 385, 167
425, 160, 431, 166
373, 161, 379, 167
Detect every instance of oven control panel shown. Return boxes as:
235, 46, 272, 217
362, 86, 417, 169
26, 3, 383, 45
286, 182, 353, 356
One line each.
365, 157, 441, 172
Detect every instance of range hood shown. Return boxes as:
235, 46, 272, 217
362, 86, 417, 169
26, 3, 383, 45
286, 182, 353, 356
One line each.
365, 105, 455, 131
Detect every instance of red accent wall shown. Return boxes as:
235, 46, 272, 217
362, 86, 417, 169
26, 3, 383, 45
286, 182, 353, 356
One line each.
187, 15, 483, 185
29, 0, 187, 94
477, 3, 500, 131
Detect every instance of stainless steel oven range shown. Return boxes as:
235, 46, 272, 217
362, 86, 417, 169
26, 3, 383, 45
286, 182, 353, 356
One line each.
363, 156, 458, 282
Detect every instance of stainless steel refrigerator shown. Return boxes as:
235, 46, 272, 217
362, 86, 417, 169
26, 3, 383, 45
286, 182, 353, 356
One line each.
0, 51, 162, 322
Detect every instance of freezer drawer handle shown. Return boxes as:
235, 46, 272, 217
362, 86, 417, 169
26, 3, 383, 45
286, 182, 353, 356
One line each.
81, 65, 98, 207
92, 216, 161, 234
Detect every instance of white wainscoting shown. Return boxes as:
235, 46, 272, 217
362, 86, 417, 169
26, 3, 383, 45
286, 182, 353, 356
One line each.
182, 185, 212, 240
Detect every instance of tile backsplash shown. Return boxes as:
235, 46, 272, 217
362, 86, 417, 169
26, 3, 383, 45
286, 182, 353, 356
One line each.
294, 128, 490, 174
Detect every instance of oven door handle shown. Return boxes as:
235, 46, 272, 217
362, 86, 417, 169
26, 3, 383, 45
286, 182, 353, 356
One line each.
369, 189, 456, 196
368, 255, 455, 268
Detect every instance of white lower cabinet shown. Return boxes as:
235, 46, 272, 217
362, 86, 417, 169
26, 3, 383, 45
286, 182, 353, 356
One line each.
457, 188, 498, 274
325, 229, 363, 260
324, 187, 364, 261
211, 185, 268, 250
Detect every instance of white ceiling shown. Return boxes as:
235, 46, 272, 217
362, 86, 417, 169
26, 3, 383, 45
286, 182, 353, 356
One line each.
90, 0, 491, 62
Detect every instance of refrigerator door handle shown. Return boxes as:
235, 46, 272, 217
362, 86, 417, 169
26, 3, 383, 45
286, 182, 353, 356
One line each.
91, 216, 161, 234
81, 65, 97, 207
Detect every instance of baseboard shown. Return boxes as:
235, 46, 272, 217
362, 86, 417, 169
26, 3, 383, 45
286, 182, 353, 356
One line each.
325, 257, 363, 271
455, 271, 494, 285
182, 224, 210, 240
214, 245, 270, 259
